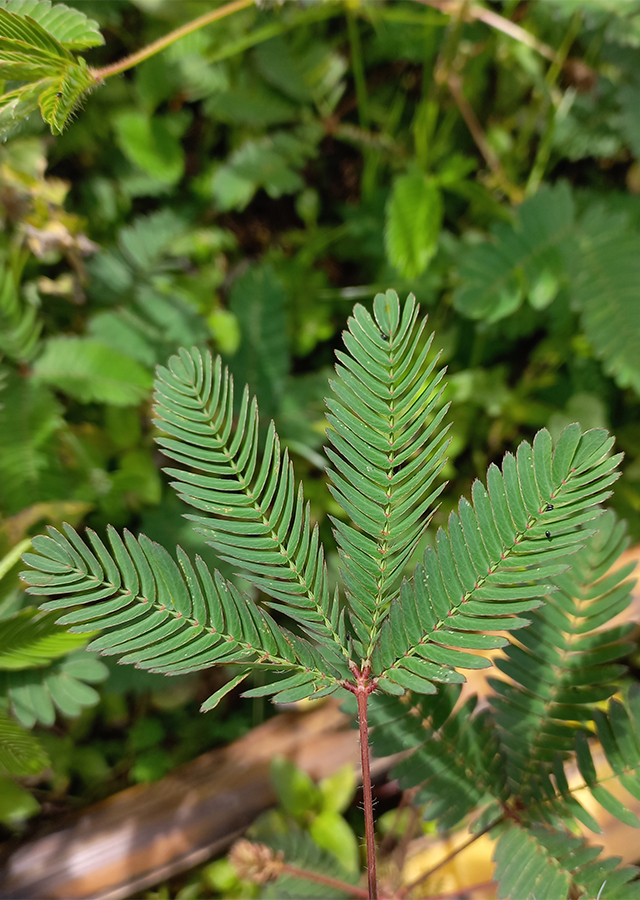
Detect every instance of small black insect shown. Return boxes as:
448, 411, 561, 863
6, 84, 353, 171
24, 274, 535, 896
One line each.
56, 92, 62, 97
379, 331, 389, 341
545, 531, 552, 539
546, 504, 554, 511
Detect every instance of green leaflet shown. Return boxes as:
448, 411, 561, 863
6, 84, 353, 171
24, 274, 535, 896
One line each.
490, 509, 636, 796
494, 822, 640, 900
0, 648, 108, 727
375, 421, 622, 695
22, 523, 338, 695
153, 346, 347, 662
0, 256, 41, 363
0, 2, 103, 50
327, 290, 450, 660
33, 336, 153, 406
452, 182, 640, 396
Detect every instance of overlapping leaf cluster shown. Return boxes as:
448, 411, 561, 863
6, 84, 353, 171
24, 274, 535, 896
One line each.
0, 0, 102, 137
367, 509, 640, 899
23, 292, 625, 710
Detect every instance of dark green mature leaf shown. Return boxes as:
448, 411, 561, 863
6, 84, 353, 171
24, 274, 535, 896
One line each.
375, 422, 622, 694
490, 509, 636, 795
367, 687, 506, 830
153, 347, 348, 671
22, 524, 338, 706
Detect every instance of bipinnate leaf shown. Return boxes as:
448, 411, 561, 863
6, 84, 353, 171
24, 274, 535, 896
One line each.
493, 822, 640, 900
367, 687, 506, 830
543, 686, 640, 836
326, 290, 450, 660
153, 347, 348, 668
490, 509, 637, 795
374, 421, 622, 695
21, 525, 341, 701
0, 709, 49, 777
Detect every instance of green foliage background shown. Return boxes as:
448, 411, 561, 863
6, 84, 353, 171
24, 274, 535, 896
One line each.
1, 0, 640, 892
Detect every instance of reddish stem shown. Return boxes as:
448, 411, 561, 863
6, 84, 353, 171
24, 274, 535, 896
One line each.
355, 673, 378, 900
282, 862, 371, 898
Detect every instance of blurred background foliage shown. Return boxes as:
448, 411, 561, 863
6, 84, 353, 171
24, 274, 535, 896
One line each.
1, 0, 640, 892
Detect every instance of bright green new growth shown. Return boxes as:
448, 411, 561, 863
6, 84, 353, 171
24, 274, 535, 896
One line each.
0, 1, 103, 137
21, 291, 639, 898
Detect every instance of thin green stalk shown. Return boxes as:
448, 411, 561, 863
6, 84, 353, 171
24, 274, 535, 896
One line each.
90, 0, 254, 81
526, 9, 582, 195
347, 8, 369, 131
206, 2, 342, 66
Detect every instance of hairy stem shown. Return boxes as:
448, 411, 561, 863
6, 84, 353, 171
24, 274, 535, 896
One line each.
355, 675, 378, 900
90, 0, 253, 81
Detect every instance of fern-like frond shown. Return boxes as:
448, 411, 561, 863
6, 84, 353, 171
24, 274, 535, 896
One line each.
0, 708, 49, 776
153, 348, 347, 663
0, 607, 89, 669
542, 685, 640, 836
326, 290, 450, 660
0, 648, 107, 727
493, 822, 640, 900
0, 257, 41, 362
572, 205, 640, 395
372, 423, 622, 696
0, 373, 68, 515
252, 829, 359, 899
490, 509, 636, 795
21, 524, 343, 707
367, 687, 506, 830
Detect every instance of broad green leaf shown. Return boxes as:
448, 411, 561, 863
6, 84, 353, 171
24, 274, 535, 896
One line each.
309, 810, 360, 874
270, 755, 321, 819
114, 110, 186, 185
33, 336, 153, 406
0, 774, 41, 825
385, 172, 442, 278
